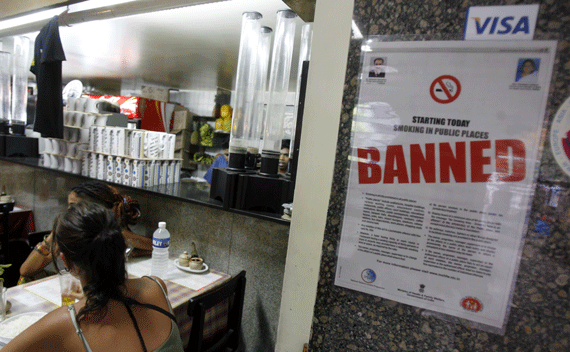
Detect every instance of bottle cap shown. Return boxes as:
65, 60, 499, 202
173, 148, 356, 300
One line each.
158, 222, 166, 228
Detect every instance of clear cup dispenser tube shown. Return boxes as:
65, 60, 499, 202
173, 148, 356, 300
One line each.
11, 36, 30, 130
260, 9, 297, 176
288, 23, 313, 166
228, 11, 262, 171
0, 51, 11, 124
244, 26, 273, 169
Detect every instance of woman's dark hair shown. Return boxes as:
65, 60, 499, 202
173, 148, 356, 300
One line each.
53, 202, 127, 320
71, 181, 140, 227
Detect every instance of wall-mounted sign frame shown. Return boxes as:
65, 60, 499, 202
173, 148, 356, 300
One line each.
335, 38, 557, 333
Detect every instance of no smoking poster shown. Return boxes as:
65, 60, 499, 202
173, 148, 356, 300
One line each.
335, 40, 557, 331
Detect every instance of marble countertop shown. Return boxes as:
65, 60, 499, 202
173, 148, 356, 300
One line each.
0, 156, 290, 225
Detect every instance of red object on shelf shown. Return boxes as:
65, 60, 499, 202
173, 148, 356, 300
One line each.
87, 95, 178, 132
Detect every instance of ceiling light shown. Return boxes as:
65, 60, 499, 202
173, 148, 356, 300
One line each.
67, 0, 137, 13
0, 0, 137, 32
0, 7, 64, 31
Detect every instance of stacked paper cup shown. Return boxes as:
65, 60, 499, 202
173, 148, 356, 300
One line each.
54, 96, 182, 189
42, 96, 105, 174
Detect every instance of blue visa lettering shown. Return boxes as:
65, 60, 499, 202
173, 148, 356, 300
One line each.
472, 15, 530, 35
497, 16, 514, 34
512, 16, 530, 34
489, 17, 499, 34
475, 17, 492, 34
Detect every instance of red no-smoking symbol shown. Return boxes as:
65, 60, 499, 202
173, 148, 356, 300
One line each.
430, 75, 461, 104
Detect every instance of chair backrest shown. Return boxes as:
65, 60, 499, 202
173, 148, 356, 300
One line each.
186, 270, 246, 352
27, 230, 51, 248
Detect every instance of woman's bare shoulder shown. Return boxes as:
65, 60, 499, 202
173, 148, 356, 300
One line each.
126, 276, 168, 301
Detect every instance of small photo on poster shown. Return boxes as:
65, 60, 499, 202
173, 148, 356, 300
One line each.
369, 57, 387, 78
515, 58, 540, 83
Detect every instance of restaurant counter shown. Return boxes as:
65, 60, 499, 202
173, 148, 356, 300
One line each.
0, 156, 289, 226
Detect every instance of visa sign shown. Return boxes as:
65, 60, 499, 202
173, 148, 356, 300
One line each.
464, 4, 539, 41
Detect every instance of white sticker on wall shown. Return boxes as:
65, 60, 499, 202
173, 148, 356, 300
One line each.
463, 4, 539, 41
550, 96, 570, 177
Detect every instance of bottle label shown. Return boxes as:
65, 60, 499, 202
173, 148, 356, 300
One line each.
153, 237, 170, 248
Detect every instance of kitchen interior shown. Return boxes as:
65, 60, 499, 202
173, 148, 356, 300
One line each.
1, 0, 312, 181
0, 0, 319, 350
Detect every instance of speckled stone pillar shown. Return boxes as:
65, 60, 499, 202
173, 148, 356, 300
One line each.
309, 0, 570, 351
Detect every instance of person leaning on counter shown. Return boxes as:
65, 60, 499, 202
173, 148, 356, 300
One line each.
19, 181, 152, 281
203, 139, 291, 184
2, 202, 184, 351
279, 139, 291, 174
203, 142, 230, 185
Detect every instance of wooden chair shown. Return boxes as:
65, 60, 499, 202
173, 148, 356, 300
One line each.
185, 270, 246, 352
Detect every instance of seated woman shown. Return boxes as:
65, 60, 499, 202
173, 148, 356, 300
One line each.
19, 181, 152, 280
2, 202, 184, 351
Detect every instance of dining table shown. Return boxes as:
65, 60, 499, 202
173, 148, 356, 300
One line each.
0, 257, 231, 349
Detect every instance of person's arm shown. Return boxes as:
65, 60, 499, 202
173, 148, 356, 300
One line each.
123, 228, 153, 257
20, 233, 55, 278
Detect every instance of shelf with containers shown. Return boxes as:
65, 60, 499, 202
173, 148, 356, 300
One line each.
181, 115, 230, 168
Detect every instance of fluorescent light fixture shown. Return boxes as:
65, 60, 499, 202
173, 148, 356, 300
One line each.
0, 7, 64, 31
351, 20, 363, 39
68, 0, 137, 13
0, 0, 137, 31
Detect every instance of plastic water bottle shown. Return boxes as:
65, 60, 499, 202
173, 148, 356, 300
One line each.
150, 222, 170, 279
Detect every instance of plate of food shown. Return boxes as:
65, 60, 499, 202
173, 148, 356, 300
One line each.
174, 259, 209, 274
0, 311, 47, 344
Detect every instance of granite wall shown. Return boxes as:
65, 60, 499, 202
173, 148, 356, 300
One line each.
0, 160, 289, 351
309, 0, 570, 351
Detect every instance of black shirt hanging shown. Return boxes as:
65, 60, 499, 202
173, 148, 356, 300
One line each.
30, 16, 66, 138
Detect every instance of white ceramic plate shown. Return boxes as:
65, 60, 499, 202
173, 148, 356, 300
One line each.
0, 311, 47, 344
174, 259, 209, 274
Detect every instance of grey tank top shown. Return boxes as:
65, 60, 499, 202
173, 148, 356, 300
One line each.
67, 276, 184, 351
